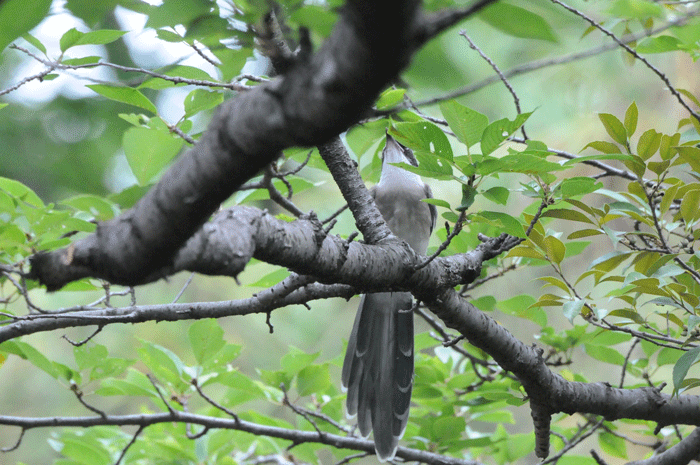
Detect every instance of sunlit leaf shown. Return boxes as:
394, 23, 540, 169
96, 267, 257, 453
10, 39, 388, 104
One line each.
189, 319, 226, 366
673, 346, 700, 395
87, 85, 157, 114
123, 127, 184, 184
440, 100, 489, 148
624, 102, 638, 138
599, 113, 628, 146
479, 4, 558, 42
0, 0, 51, 52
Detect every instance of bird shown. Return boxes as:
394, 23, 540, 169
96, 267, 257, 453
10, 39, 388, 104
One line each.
341, 133, 436, 460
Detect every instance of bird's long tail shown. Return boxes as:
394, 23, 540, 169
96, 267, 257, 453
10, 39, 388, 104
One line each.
341, 292, 414, 461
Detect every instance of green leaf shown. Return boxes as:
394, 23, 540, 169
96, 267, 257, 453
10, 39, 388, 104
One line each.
541, 208, 594, 225
145, 0, 211, 29
608, 0, 663, 19
61, 29, 127, 51
432, 416, 466, 441
476, 211, 526, 237
138, 65, 214, 90
624, 102, 638, 138
61, 56, 101, 66
598, 431, 628, 459
138, 341, 185, 388
184, 89, 224, 117
210, 370, 265, 403
482, 186, 509, 205
345, 119, 387, 161
562, 299, 584, 324
376, 88, 406, 110
249, 268, 290, 287
156, 28, 183, 43
458, 185, 477, 211
480, 113, 532, 155
480, 4, 558, 42
390, 121, 453, 160
281, 347, 320, 376
189, 319, 226, 366
584, 343, 626, 365
677, 146, 700, 173
478, 153, 562, 176
60, 28, 84, 52
58, 437, 112, 465
296, 364, 330, 396
637, 129, 661, 160
61, 195, 118, 221
0, 340, 58, 378
0, 177, 44, 207
96, 368, 156, 396
74, 345, 132, 381
439, 100, 489, 148
0, 0, 51, 52
659, 133, 680, 160
590, 251, 631, 272
423, 198, 451, 209
123, 127, 184, 184
680, 188, 700, 225
673, 346, 700, 394
499, 294, 546, 327
544, 235, 566, 265
87, 85, 157, 114
506, 245, 546, 261
598, 113, 628, 146
22, 33, 46, 54
559, 177, 602, 197
581, 141, 622, 154
637, 35, 682, 54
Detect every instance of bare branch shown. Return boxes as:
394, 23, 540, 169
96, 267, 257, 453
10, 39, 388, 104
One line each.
114, 425, 144, 465
414, 15, 695, 108
0, 411, 483, 465
550, 0, 700, 123
459, 32, 528, 139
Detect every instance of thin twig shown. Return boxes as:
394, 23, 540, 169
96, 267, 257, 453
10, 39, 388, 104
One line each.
7, 44, 250, 92
414, 15, 694, 108
62, 325, 103, 346
550, 0, 700, 123
191, 378, 239, 421
114, 425, 144, 465
172, 273, 195, 304
620, 338, 641, 388
147, 374, 174, 413
0, 428, 25, 452
460, 32, 528, 140
414, 210, 467, 271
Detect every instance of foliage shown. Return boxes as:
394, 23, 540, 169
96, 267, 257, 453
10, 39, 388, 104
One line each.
1, 0, 700, 464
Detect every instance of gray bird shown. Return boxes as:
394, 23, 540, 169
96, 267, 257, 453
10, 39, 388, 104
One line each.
342, 134, 436, 460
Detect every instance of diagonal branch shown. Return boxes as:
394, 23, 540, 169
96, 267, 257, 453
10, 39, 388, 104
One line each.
28, 1, 428, 291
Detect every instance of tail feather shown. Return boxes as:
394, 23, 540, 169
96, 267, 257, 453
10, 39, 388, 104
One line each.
341, 292, 414, 460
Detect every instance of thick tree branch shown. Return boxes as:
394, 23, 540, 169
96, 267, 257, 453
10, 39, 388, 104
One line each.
419, 288, 700, 456
627, 427, 700, 465
29, 1, 430, 290
24, 205, 487, 301
318, 137, 392, 245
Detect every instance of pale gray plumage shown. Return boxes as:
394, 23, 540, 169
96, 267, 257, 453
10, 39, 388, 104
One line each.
342, 134, 436, 461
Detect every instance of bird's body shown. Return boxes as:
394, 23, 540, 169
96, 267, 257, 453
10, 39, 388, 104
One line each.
342, 135, 435, 461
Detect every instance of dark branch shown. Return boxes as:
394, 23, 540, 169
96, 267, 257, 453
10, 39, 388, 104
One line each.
0, 411, 483, 465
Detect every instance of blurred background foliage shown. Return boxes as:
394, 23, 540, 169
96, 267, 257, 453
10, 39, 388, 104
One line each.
0, 0, 699, 463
